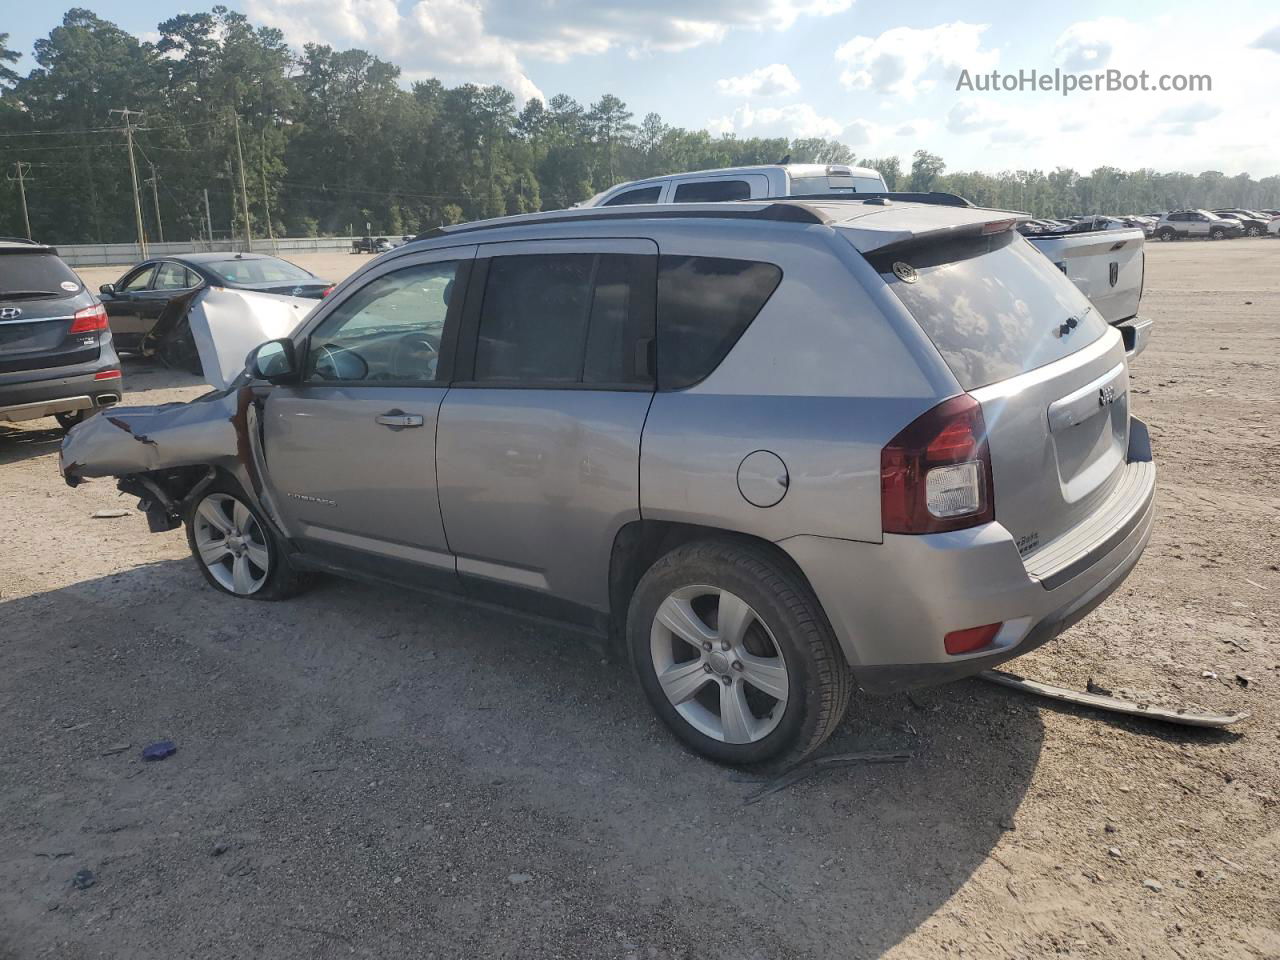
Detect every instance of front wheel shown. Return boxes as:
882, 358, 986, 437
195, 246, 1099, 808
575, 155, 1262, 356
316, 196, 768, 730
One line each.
1246, 226, 1261, 237
1210, 228, 1226, 240
185, 482, 304, 600
628, 539, 852, 768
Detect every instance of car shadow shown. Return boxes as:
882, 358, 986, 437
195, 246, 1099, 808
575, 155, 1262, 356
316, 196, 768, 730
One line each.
0, 422, 66, 466
2, 557, 1046, 957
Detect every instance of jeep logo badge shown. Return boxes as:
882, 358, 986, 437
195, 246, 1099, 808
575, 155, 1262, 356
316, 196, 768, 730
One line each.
0, 307, 21, 320
1098, 385, 1117, 407
891, 262, 918, 283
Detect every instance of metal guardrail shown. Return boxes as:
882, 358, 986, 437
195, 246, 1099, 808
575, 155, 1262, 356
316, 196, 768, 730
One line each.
55, 236, 365, 267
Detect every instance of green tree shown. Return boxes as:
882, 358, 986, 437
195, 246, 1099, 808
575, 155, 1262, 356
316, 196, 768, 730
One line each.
908, 149, 946, 192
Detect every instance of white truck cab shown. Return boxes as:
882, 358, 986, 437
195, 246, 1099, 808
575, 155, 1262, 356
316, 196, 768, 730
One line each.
582, 163, 889, 207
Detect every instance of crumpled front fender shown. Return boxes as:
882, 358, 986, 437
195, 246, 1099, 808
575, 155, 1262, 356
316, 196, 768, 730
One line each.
60, 391, 241, 485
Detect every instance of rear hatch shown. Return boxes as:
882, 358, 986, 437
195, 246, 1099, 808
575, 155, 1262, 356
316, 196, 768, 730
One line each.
0, 250, 100, 374
858, 223, 1131, 560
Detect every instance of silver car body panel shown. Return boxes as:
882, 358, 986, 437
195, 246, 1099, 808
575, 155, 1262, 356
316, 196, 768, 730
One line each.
187, 287, 316, 390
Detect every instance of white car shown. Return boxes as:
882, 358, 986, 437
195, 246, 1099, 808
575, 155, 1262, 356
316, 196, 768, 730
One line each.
1269, 217, 1280, 237
582, 163, 889, 207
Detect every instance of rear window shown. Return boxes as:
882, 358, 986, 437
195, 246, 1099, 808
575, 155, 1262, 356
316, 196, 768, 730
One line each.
206, 257, 312, 284
673, 180, 752, 203
0, 252, 82, 300
657, 255, 781, 389
872, 231, 1109, 390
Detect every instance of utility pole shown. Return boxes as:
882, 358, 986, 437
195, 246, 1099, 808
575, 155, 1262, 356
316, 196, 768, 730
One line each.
109, 107, 148, 259
6, 161, 32, 240
260, 127, 275, 247
203, 188, 214, 248
145, 162, 164, 244
231, 111, 253, 251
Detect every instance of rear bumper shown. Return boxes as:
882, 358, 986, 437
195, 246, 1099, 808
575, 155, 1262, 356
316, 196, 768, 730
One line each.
1115, 316, 1153, 360
781, 418, 1156, 694
0, 354, 123, 423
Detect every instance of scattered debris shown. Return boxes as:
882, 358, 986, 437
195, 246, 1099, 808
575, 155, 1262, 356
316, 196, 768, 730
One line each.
1234, 674, 1254, 688
141, 740, 177, 762
91, 509, 129, 519
1104, 823, 1118, 834
1108, 847, 1123, 859
1143, 878, 1164, 892
100, 743, 131, 756
34, 851, 73, 859
1086, 678, 1112, 696
308, 766, 339, 774
981, 670, 1249, 728
1202, 671, 1218, 680
742, 751, 912, 805
508, 873, 533, 884
211, 842, 230, 857
71, 869, 96, 890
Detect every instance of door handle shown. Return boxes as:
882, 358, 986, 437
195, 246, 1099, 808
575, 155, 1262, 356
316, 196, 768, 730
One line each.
375, 411, 424, 428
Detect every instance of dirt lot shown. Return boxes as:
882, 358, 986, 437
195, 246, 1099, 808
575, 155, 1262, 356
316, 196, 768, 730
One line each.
2, 240, 1277, 959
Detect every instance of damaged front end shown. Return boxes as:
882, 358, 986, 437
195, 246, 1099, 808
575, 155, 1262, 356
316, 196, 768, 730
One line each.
60, 287, 311, 537
60, 385, 275, 534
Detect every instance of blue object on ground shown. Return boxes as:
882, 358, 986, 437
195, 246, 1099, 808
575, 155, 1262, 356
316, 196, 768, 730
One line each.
72, 869, 96, 890
141, 740, 177, 761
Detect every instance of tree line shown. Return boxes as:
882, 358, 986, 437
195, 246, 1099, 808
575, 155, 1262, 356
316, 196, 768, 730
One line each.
2, 8, 1278, 245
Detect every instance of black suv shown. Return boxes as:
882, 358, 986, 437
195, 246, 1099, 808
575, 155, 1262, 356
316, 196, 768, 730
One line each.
1212, 210, 1270, 237
0, 240, 123, 431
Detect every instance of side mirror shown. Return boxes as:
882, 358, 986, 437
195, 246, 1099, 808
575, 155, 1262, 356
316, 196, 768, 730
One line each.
248, 338, 299, 383
99, 283, 116, 296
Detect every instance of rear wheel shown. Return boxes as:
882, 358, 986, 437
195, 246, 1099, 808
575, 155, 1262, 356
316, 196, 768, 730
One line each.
185, 482, 303, 600
628, 539, 852, 768
1156, 228, 1176, 241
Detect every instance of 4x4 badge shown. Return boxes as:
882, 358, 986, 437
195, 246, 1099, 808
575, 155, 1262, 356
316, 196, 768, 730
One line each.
0, 307, 21, 320
892, 262, 917, 283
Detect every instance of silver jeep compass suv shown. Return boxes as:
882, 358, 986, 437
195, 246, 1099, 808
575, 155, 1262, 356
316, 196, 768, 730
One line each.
61, 199, 1156, 767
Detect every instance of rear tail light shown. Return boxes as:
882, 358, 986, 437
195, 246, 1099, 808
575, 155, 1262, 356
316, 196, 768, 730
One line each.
944, 622, 1003, 655
68, 303, 109, 334
880, 394, 994, 534
93, 369, 121, 380
321, 285, 334, 297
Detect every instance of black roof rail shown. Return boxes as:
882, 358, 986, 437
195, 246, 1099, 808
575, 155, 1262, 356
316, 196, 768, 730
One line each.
413, 201, 830, 241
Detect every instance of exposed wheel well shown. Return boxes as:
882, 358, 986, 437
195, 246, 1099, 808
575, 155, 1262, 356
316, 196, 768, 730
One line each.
607, 519, 825, 650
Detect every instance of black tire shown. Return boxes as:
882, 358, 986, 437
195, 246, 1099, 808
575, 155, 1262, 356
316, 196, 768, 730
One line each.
1246, 226, 1261, 237
55, 410, 87, 431
1157, 228, 1176, 241
1211, 228, 1226, 240
184, 479, 305, 601
627, 538, 852, 768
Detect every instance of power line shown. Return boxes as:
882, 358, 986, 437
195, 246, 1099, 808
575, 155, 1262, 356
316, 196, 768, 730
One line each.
0, 118, 224, 139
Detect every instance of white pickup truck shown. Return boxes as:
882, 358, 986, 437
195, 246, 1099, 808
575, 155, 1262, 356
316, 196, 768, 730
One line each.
583, 166, 1151, 358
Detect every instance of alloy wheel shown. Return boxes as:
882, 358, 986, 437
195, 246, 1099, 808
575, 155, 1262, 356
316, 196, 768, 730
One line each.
192, 492, 271, 595
649, 585, 789, 744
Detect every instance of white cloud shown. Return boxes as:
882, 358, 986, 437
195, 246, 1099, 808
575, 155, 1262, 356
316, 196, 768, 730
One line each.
1250, 24, 1280, 54
1053, 18, 1127, 71
835, 22, 998, 99
244, 0, 853, 102
708, 102, 844, 138
245, 0, 546, 102
717, 64, 800, 97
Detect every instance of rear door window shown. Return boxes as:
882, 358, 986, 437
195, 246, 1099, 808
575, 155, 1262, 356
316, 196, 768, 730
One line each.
603, 186, 663, 206
871, 231, 1109, 390
672, 180, 752, 203
656, 255, 782, 390
154, 262, 195, 290
473, 253, 655, 386
121, 265, 157, 291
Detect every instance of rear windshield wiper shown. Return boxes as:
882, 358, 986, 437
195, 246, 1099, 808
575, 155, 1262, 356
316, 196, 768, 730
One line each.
0, 289, 64, 300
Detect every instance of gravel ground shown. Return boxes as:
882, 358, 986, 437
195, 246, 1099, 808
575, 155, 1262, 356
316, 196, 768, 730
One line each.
1, 240, 1277, 959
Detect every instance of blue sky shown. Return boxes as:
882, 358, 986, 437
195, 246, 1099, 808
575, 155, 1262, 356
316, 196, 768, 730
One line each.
7, 1, 1280, 176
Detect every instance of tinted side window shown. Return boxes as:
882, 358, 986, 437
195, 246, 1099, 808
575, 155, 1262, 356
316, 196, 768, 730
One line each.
672, 180, 752, 203
154, 262, 194, 290
656, 256, 782, 390
603, 186, 663, 206
121, 265, 156, 291
475, 253, 655, 385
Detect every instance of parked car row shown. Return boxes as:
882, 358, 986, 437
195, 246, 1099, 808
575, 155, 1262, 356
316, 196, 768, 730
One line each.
1020, 209, 1280, 241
